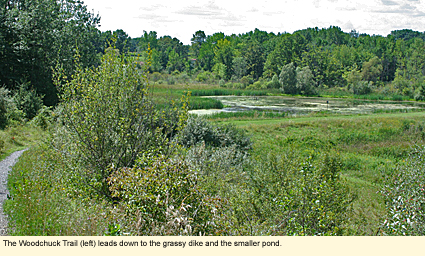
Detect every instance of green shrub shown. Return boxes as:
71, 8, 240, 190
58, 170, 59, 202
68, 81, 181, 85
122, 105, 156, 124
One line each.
224, 82, 233, 88
178, 115, 252, 150
240, 152, 355, 235
241, 75, 254, 87
150, 72, 163, 82
414, 86, 425, 101
108, 154, 225, 235
177, 72, 190, 83
296, 66, 317, 96
196, 71, 213, 83
178, 115, 215, 147
54, 48, 188, 200
13, 82, 44, 120
246, 80, 265, 90
381, 145, 425, 235
184, 143, 251, 178
0, 87, 12, 129
232, 82, 246, 89
351, 81, 373, 95
266, 74, 280, 89
214, 123, 253, 151
1, 88, 25, 128
29, 106, 53, 130
279, 62, 297, 94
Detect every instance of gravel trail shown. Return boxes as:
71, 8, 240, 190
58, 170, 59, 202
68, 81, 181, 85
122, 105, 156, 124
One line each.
0, 149, 28, 236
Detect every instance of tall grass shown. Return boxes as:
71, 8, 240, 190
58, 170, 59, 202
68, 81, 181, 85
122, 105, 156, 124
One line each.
241, 113, 425, 235
191, 89, 270, 97
0, 125, 44, 161
188, 97, 223, 110
206, 110, 288, 121
4, 145, 116, 235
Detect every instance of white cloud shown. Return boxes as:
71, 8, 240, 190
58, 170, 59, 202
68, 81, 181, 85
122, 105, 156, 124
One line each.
82, 0, 425, 44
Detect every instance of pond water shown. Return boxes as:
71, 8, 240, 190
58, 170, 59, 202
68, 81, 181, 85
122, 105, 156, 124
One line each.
189, 96, 425, 116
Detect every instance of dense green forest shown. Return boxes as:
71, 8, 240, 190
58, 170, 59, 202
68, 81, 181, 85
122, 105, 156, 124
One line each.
2, 0, 425, 110
2, 0, 425, 236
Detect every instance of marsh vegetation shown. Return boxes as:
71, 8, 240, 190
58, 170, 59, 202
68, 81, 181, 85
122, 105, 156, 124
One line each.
2, 0, 425, 236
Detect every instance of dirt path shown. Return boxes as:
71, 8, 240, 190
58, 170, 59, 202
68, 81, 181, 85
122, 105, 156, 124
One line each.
0, 149, 28, 236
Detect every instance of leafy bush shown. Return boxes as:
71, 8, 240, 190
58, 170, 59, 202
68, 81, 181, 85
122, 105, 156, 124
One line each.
232, 82, 246, 89
239, 152, 355, 235
196, 71, 213, 83
185, 146, 355, 235
351, 81, 373, 95
246, 79, 267, 90
0, 87, 24, 128
214, 123, 253, 151
177, 72, 190, 83
279, 62, 297, 94
414, 86, 425, 101
381, 145, 425, 235
0, 87, 12, 129
178, 115, 215, 147
184, 143, 251, 178
296, 66, 317, 95
150, 72, 163, 82
178, 115, 252, 150
240, 75, 254, 87
29, 106, 53, 130
54, 48, 188, 199
267, 74, 280, 89
212, 63, 227, 80
108, 154, 225, 235
13, 82, 44, 120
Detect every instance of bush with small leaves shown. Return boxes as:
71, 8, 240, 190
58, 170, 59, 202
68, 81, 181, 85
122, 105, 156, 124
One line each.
296, 66, 317, 96
0, 138, 4, 152
178, 115, 215, 148
0, 87, 12, 129
29, 106, 53, 130
53, 48, 188, 200
267, 74, 280, 89
279, 62, 297, 94
381, 145, 425, 235
178, 115, 252, 151
0, 87, 24, 128
108, 154, 225, 235
196, 71, 213, 83
214, 123, 253, 151
13, 82, 44, 120
414, 86, 425, 101
351, 81, 373, 95
228, 151, 355, 235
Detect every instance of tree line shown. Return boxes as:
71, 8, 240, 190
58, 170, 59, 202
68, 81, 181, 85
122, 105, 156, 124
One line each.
2, 0, 425, 106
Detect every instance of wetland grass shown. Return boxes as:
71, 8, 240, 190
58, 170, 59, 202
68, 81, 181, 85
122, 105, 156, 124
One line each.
240, 112, 425, 235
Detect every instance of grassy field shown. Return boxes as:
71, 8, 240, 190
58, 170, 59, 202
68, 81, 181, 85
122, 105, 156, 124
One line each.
4, 82, 425, 235
210, 111, 425, 235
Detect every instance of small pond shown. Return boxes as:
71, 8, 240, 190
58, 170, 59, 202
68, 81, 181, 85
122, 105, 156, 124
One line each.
189, 96, 425, 116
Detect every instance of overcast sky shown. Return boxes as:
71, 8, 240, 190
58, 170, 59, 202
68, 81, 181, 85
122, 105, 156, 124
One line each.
82, 0, 425, 44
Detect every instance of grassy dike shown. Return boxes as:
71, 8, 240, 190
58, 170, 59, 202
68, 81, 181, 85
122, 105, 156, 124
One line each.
210, 111, 425, 235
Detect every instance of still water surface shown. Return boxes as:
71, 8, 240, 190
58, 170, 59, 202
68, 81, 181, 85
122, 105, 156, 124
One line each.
189, 96, 425, 115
